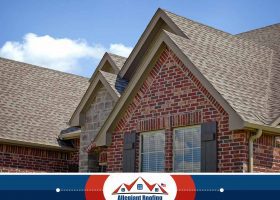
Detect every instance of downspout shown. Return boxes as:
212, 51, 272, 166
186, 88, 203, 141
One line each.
248, 129, 263, 172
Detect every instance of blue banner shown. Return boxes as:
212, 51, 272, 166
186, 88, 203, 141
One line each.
0, 174, 279, 200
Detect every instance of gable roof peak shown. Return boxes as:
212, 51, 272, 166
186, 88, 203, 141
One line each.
89, 52, 127, 83
107, 52, 127, 59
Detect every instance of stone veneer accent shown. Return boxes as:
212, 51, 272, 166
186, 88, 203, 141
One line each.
79, 85, 115, 172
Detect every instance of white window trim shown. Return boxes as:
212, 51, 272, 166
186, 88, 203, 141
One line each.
139, 130, 165, 172
173, 125, 201, 172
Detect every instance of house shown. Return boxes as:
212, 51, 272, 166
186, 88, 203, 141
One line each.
0, 57, 88, 172
70, 8, 280, 172
1, 8, 279, 173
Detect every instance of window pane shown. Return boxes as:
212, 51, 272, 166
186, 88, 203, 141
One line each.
141, 131, 165, 172
141, 154, 149, 172
156, 152, 165, 172
192, 128, 201, 148
174, 129, 184, 149
184, 131, 193, 149
149, 153, 157, 172
174, 150, 184, 172
141, 135, 149, 153
173, 126, 201, 172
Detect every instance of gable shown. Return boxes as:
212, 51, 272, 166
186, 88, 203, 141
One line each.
80, 83, 116, 146
69, 72, 119, 126
69, 53, 127, 127
92, 31, 243, 147
89, 52, 126, 83
119, 8, 186, 80
89, 9, 280, 148
114, 47, 226, 134
100, 60, 116, 74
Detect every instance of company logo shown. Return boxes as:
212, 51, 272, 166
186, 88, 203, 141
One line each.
103, 174, 177, 200
112, 177, 167, 199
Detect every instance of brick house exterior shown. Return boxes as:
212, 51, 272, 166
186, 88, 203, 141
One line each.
0, 139, 79, 172
70, 9, 280, 173
1, 8, 279, 173
105, 47, 280, 173
106, 47, 230, 172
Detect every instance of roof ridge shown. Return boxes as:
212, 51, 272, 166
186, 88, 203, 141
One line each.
0, 56, 89, 80
161, 8, 232, 35
236, 23, 280, 36
235, 31, 279, 53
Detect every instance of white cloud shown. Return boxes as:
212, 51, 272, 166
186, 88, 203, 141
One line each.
109, 43, 132, 57
0, 33, 132, 73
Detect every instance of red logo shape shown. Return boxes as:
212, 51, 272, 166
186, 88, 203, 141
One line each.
112, 177, 168, 195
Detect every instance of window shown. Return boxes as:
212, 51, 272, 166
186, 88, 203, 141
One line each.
140, 131, 165, 172
173, 126, 201, 172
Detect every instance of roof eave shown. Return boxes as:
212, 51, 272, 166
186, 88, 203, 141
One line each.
0, 138, 76, 152
244, 122, 280, 134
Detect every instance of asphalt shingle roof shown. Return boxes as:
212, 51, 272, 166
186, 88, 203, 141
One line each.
0, 58, 89, 147
163, 10, 280, 126
236, 23, 280, 52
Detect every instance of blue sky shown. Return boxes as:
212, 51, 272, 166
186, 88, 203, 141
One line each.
0, 0, 279, 77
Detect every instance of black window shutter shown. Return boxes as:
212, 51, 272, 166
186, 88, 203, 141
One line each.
201, 121, 217, 172
123, 130, 136, 172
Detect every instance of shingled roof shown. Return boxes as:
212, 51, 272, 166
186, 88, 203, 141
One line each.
92, 8, 280, 147
0, 57, 89, 148
163, 10, 280, 126
236, 23, 280, 52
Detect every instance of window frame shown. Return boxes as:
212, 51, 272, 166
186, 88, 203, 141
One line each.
139, 130, 165, 172
173, 125, 201, 172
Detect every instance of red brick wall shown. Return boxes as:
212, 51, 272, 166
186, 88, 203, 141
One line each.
0, 138, 79, 172
104, 47, 280, 173
253, 134, 280, 172
106, 47, 249, 172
